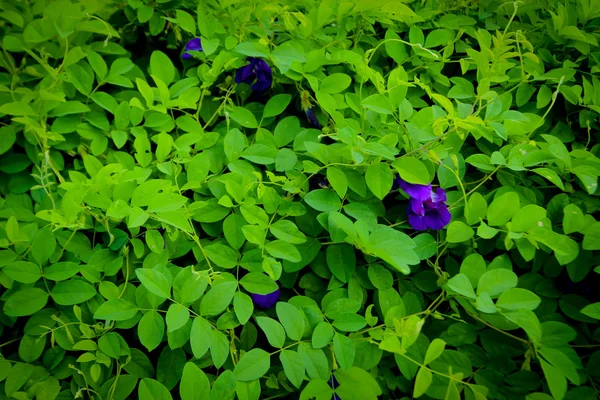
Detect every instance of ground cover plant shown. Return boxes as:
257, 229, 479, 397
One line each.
1, 0, 600, 399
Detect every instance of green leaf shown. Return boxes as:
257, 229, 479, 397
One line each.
312, 322, 334, 349
87, 50, 108, 80
412, 233, 437, 260
333, 333, 355, 370
496, 288, 541, 311
175, 269, 208, 304
50, 280, 97, 305
263, 94, 292, 119
31, 226, 56, 264
90, 92, 118, 113
212, 335, 232, 375
466, 192, 487, 225
205, 243, 239, 269
200, 281, 237, 316
3, 261, 41, 283
446, 221, 474, 243
235, 42, 269, 58
424, 338, 446, 365
583, 222, 600, 251
276, 302, 305, 341
98, 332, 122, 359
210, 370, 237, 400
366, 162, 393, 200
240, 204, 269, 227
331, 314, 367, 332
280, 350, 305, 388
136, 78, 155, 108
234, 349, 271, 381
476, 292, 497, 314
580, 303, 600, 319
304, 189, 341, 212
413, 367, 432, 398
460, 253, 486, 288
487, 192, 520, 226
393, 158, 430, 185
94, 299, 138, 321
335, 367, 382, 399
320, 73, 352, 94
275, 148, 297, 171
533, 168, 565, 190
240, 272, 278, 294
190, 317, 212, 358
228, 106, 258, 128
180, 362, 211, 400
362, 94, 393, 114
224, 129, 246, 162
511, 205, 546, 232
270, 220, 306, 244
3, 288, 49, 317
166, 304, 190, 332
233, 292, 253, 325
139, 378, 173, 400
136, 268, 171, 298
5, 363, 33, 397
138, 311, 164, 352
446, 273, 476, 299
563, 204, 586, 235
241, 144, 277, 164
477, 269, 518, 297
146, 230, 164, 253
504, 309, 542, 344
175, 10, 196, 34
256, 317, 286, 348
540, 359, 567, 400
150, 51, 175, 85
424, 29, 454, 47
223, 213, 247, 249
327, 167, 348, 199
265, 240, 301, 262
274, 116, 301, 147
210, 330, 230, 368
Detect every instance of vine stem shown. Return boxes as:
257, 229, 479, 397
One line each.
468, 312, 530, 345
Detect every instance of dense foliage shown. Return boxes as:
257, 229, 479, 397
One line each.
1, 0, 600, 399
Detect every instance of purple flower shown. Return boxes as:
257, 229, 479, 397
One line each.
235, 57, 272, 92
305, 107, 322, 128
329, 375, 339, 389
182, 38, 202, 60
329, 375, 340, 399
395, 176, 432, 201
395, 176, 451, 231
251, 287, 280, 309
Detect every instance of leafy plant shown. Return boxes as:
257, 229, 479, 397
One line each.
1, 0, 599, 399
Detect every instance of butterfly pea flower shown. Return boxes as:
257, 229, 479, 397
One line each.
182, 38, 202, 60
235, 57, 272, 92
396, 176, 451, 231
301, 90, 322, 128
329, 375, 341, 399
305, 107, 322, 129
251, 286, 280, 309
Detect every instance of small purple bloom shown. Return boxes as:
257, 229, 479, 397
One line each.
395, 176, 432, 201
305, 107, 322, 128
182, 38, 202, 60
328, 375, 339, 389
407, 196, 452, 231
235, 57, 272, 92
395, 176, 451, 231
251, 287, 280, 309
329, 375, 341, 399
